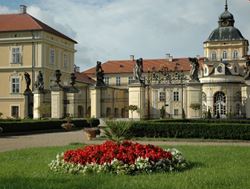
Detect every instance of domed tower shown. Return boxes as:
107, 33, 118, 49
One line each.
203, 0, 248, 65
200, 0, 249, 119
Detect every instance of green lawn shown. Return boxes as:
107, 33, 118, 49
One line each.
0, 144, 249, 189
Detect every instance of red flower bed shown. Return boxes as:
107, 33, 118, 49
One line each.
64, 141, 172, 165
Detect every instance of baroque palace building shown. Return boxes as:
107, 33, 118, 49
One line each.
0, 5, 93, 119
0, 2, 250, 120
83, 1, 250, 119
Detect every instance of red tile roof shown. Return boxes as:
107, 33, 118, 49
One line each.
0, 13, 77, 43
75, 72, 95, 85
83, 58, 205, 75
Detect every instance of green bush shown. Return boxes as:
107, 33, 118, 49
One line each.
0, 118, 100, 134
129, 122, 250, 140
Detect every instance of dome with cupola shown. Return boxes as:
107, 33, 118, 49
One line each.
207, 0, 245, 41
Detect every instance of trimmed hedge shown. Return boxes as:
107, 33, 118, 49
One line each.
129, 122, 250, 140
0, 118, 100, 134
152, 119, 250, 124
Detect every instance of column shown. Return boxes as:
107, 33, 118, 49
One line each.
33, 92, 44, 119
128, 83, 145, 120
186, 82, 202, 119
51, 90, 64, 119
90, 87, 101, 118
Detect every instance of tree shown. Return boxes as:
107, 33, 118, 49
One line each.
128, 105, 138, 119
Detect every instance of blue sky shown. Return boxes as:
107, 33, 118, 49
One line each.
0, 0, 249, 71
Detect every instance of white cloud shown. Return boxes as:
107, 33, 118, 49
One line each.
5, 0, 250, 71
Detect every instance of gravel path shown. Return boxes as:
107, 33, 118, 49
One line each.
0, 130, 250, 152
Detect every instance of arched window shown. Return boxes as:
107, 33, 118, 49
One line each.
211, 51, 217, 61
222, 51, 227, 59
233, 50, 238, 60
213, 92, 226, 118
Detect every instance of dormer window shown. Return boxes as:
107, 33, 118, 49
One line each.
222, 51, 227, 59
233, 50, 238, 60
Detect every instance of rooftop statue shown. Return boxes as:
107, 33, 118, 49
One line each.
133, 58, 144, 83
24, 72, 31, 91
96, 61, 105, 86
189, 57, 200, 82
34, 71, 44, 91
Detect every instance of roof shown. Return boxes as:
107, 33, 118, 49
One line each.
207, 26, 245, 41
0, 13, 77, 43
75, 72, 95, 85
83, 58, 205, 75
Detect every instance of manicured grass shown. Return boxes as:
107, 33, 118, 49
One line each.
0, 144, 250, 189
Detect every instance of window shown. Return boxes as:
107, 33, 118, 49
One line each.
211, 51, 217, 61
128, 76, 133, 84
213, 92, 226, 117
173, 91, 179, 101
233, 50, 238, 60
11, 47, 21, 64
104, 77, 109, 85
222, 51, 227, 59
159, 92, 166, 101
11, 77, 20, 93
63, 53, 68, 68
11, 106, 19, 118
174, 109, 179, 116
116, 76, 121, 86
50, 48, 55, 64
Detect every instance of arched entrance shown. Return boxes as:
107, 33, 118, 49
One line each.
213, 92, 226, 118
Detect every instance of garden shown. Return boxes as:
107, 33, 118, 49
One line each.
0, 119, 250, 189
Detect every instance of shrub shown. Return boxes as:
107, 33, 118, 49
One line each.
128, 122, 250, 140
104, 121, 133, 143
0, 118, 100, 134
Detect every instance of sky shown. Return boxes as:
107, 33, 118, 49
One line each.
0, 0, 249, 71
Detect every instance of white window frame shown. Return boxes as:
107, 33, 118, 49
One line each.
233, 50, 238, 60
128, 76, 133, 84
10, 76, 20, 94
159, 92, 166, 102
174, 109, 179, 116
11, 46, 22, 64
63, 53, 68, 68
10, 105, 20, 118
104, 77, 109, 85
222, 50, 227, 60
211, 51, 217, 61
50, 48, 55, 64
116, 76, 121, 86
173, 91, 179, 101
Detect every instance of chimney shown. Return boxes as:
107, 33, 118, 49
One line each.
20, 5, 27, 14
130, 55, 135, 61
166, 53, 173, 62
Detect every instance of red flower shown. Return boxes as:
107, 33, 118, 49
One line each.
63, 141, 172, 166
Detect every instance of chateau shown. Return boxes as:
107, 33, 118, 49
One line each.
0, 2, 249, 120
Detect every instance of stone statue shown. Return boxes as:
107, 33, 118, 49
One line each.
70, 73, 76, 86
189, 57, 200, 82
244, 59, 250, 80
24, 72, 31, 91
133, 58, 143, 83
34, 71, 44, 91
96, 61, 105, 86
55, 70, 62, 84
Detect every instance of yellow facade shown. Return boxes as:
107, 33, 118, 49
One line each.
0, 30, 76, 118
